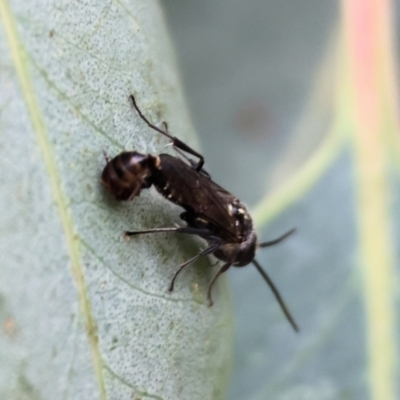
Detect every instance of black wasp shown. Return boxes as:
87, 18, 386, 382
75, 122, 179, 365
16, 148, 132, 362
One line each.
102, 95, 299, 332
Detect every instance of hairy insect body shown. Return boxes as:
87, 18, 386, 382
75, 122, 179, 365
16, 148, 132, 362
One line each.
101, 94, 299, 332
156, 155, 253, 241
103, 152, 258, 265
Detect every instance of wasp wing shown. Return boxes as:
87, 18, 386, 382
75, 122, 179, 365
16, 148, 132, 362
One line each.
156, 155, 245, 243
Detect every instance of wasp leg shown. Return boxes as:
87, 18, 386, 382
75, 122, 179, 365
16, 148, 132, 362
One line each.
162, 121, 210, 177
207, 262, 232, 307
129, 94, 205, 171
169, 243, 220, 292
124, 226, 214, 237
172, 145, 211, 178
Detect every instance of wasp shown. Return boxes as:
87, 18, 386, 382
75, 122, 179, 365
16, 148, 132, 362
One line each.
101, 95, 299, 332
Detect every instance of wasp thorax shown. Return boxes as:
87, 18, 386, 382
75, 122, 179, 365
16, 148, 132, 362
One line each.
101, 151, 159, 201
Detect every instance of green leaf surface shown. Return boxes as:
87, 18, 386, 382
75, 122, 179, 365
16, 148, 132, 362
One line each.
0, 1, 233, 399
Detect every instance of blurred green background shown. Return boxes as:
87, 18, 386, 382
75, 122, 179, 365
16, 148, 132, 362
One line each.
161, 1, 337, 204
161, 1, 400, 399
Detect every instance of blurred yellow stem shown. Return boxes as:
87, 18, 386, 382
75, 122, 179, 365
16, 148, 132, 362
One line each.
342, 0, 398, 399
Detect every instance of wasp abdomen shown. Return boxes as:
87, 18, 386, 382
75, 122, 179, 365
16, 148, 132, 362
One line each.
101, 151, 158, 201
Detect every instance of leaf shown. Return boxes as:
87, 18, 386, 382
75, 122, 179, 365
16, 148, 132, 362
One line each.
0, 1, 233, 399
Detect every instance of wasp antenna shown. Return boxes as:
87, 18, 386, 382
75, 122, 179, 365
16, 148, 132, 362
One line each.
258, 228, 296, 248
252, 259, 299, 332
